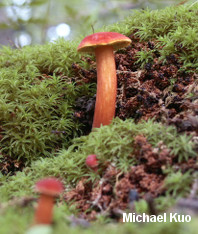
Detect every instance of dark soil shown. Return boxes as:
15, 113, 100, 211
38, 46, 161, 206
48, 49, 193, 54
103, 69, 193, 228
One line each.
1, 33, 197, 220
73, 33, 198, 137
1, 34, 197, 175
66, 33, 198, 220
64, 135, 197, 220
0, 154, 25, 175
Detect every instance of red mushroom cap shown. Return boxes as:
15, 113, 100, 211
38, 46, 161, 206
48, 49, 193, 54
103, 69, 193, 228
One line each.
77, 32, 131, 53
35, 177, 64, 196
86, 154, 99, 169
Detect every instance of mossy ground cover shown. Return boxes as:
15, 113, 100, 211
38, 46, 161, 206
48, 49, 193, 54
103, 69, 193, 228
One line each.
0, 2, 198, 234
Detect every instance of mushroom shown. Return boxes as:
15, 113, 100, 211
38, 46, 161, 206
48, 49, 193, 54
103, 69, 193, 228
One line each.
85, 154, 99, 172
77, 32, 131, 128
34, 177, 63, 225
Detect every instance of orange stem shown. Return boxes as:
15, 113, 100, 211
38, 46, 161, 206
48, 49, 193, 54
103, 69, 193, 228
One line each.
92, 45, 117, 128
34, 194, 54, 225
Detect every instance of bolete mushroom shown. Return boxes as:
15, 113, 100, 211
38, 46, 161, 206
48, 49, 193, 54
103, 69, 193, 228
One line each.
85, 154, 99, 172
77, 32, 131, 128
34, 177, 63, 225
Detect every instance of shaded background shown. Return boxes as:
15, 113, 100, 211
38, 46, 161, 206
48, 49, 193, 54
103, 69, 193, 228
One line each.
0, 0, 190, 47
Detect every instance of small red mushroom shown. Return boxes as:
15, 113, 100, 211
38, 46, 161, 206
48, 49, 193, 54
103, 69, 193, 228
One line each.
77, 32, 131, 128
85, 154, 99, 172
34, 177, 63, 225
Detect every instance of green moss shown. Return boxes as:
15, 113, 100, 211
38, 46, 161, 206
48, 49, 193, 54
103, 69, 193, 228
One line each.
0, 40, 96, 162
164, 170, 193, 197
0, 3, 197, 162
0, 203, 198, 234
0, 205, 33, 234
0, 4, 198, 233
0, 70, 95, 162
0, 118, 196, 201
0, 39, 81, 75
105, 3, 198, 70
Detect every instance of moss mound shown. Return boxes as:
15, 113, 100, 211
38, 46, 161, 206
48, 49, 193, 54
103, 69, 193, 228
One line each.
0, 3, 198, 234
0, 3, 198, 165
106, 3, 198, 71
0, 40, 96, 164
0, 118, 196, 200
0, 118, 197, 233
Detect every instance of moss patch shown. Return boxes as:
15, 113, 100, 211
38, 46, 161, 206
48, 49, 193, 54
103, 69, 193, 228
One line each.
0, 40, 96, 165
0, 118, 196, 201
0, 3, 198, 234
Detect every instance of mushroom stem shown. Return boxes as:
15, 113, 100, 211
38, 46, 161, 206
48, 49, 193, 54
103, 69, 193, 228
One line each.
34, 194, 54, 225
93, 45, 117, 128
